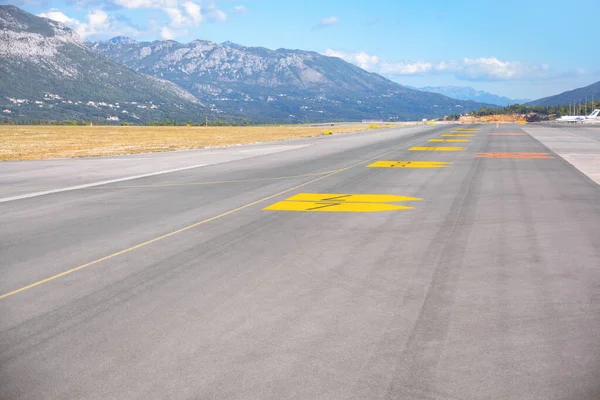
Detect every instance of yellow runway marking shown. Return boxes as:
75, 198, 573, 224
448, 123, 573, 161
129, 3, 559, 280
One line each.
428, 139, 470, 143
442, 134, 474, 137
409, 147, 464, 151
285, 193, 421, 203
264, 201, 413, 212
264, 192, 421, 212
367, 161, 451, 168
1, 135, 429, 300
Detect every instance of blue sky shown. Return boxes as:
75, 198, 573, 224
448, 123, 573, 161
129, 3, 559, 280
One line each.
5, 0, 599, 99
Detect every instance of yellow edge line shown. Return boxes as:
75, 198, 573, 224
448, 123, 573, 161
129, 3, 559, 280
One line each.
0, 170, 343, 300
0, 135, 427, 300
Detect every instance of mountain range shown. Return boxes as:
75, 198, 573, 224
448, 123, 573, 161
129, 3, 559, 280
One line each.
1, 7, 491, 123
527, 80, 600, 107
88, 37, 495, 123
413, 86, 530, 106
2, 5, 596, 124
0, 5, 208, 122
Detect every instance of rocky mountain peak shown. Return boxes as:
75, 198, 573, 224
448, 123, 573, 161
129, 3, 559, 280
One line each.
108, 36, 137, 45
1, 6, 208, 122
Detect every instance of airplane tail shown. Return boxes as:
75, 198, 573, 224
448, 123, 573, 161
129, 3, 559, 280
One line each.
589, 109, 600, 119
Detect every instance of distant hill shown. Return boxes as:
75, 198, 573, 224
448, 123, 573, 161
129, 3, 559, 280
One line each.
413, 86, 529, 106
88, 37, 494, 122
0, 6, 209, 122
528, 80, 600, 106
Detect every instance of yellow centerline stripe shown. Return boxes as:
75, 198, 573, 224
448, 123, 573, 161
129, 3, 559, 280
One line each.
0, 133, 431, 300
0, 171, 343, 300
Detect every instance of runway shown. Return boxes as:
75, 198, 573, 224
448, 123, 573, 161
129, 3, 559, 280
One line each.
1, 123, 600, 399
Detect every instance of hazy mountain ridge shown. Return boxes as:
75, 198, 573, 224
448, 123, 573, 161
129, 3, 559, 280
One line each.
89, 37, 493, 122
528, 80, 600, 107
413, 86, 530, 106
0, 5, 209, 122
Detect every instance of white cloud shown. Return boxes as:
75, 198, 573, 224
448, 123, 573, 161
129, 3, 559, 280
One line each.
380, 61, 433, 75
164, 7, 185, 27
324, 49, 559, 82
207, 7, 227, 23
318, 16, 339, 28
114, 0, 178, 9
160, 26, 174, 40
38, 10, 72, 24
111, 0, 227, 39
234, 5, 248, 14
325, 49, 379, 70
183, 2, 202, 24
39, 8, 137, 40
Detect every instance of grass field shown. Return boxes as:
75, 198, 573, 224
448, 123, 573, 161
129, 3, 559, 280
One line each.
0, 124, 385, 161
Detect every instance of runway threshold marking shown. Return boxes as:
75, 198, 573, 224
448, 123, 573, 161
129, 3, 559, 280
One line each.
367, 161, 451, 168
474, 152, 554, 159
264, 201, 413, 212
0, 133, 431, 300
286, 193, 421, 202
441, 134, 474, 137
264, 193, 421, 212
409, 147, 464, 151
428, 139, 470, 142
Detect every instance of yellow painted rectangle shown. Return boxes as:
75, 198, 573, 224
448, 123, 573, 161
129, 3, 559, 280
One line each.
428, 139, 470, 142
285, 193, 422, 203
409, 147, 464, 151
264, 201, 413, 212
367, 161, 451, 168
442, 134, 474, 137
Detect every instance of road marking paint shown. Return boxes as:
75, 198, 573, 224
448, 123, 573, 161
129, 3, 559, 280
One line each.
451, 128, 478, 132
428, 139, 470, 142
285, 193, 422, 203
84, 170, 342, 189
0, 164, 208, 203
0, 170, 344, 192
474, 152, 554, 159
441, 134, 474, 137
264, 201, 413, 212
0, 171, 343, 301
409, 147, 465, 151
0, 133, 431, 300
367, 161, 451, 168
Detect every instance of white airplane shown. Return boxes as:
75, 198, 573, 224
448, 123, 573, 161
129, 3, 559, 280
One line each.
556, 109, 600, 123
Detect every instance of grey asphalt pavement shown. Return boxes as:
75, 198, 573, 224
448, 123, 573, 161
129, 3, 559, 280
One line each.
1, 124, 600, 399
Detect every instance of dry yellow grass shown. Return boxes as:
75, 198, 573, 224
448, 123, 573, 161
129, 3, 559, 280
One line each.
0, 124, 379, 161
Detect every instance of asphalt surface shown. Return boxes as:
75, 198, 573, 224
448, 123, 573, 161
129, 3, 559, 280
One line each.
1, 124, 600, 399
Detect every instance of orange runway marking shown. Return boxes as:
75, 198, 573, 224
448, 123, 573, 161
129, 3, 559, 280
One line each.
474, 152, 554, 159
